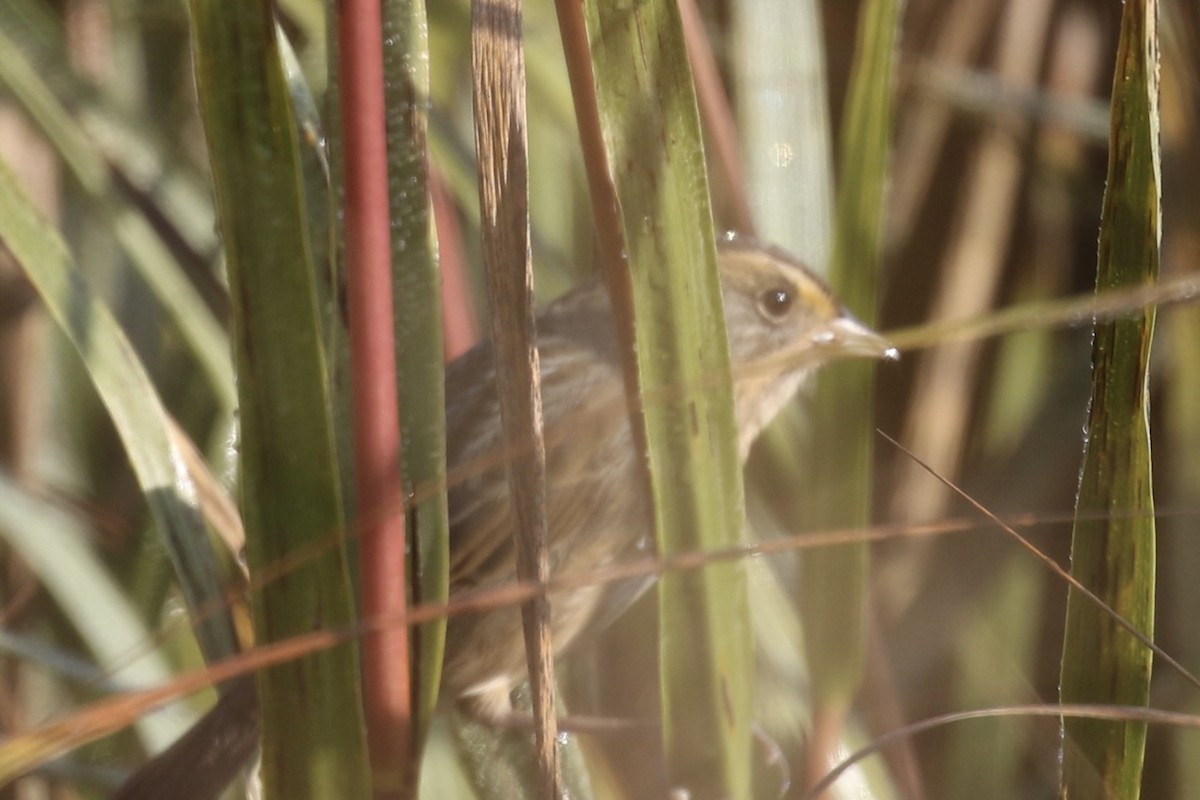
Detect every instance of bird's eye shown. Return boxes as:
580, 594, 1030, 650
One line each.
758, 287, 794, 319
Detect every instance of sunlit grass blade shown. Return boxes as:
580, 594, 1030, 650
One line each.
731, 0, 833, 256
1059, 1, 1160, 796
579, 1, 752, 795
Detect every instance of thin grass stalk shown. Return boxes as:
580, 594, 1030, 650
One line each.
1059, 0, 1160, 795
679, 0, 753, 234
549, 0, 642, 403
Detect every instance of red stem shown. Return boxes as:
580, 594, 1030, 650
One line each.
337, 0, 412, 794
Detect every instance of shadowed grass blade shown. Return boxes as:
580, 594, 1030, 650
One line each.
1059, 1, 1160, 796
188, 2, 372, 796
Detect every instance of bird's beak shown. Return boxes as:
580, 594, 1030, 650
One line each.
826, 314, 899, 361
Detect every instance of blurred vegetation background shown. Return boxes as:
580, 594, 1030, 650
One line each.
0, 0, 1197, 798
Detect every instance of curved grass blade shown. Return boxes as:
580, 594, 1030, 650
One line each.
0, 160, 239, 665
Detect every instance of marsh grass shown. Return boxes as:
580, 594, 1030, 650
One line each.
0, 1, 1197, 798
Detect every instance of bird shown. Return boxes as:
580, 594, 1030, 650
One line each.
112, 235, 895, 798
440, 234, 895, 721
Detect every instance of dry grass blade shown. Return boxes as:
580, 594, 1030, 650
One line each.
470, 0, 560, 793
883, 274, 1200, 352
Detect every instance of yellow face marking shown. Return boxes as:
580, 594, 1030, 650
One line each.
717, 242, 841, 322
788, 272, 840, 320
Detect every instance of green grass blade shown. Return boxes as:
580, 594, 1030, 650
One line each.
187, 2, 372, 797
1059, 1, 1160, 796
0, 160, 239, 665
382, 0, 450, 742
582, 2, 753, 795
801, 0, 901, 728
0, 0, 221, 273
0, 23, 234, 412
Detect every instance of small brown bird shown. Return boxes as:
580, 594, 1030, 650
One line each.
440, 235, 895, 720
114, 236, 894, 798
